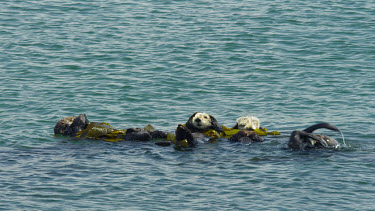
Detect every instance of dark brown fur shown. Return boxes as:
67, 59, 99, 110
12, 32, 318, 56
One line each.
54, 114, 89, 136
288, 123, 340, 150
229, 130, 263, 143
175, 124, 196, 147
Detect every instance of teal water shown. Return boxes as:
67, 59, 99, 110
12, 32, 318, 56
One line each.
1, 0, 374, 210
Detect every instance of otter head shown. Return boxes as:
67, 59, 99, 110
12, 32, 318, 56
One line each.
190, 112, 212, 130
234, 116, 260, 130
54, 114, 89, 136
185, 112, 223, 133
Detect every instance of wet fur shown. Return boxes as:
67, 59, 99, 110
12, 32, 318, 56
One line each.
175, 124, 196, 147
233, 116, 261, 130
54, 114, 89, 136
288, 123, 340, 150
229, 130, 263, 143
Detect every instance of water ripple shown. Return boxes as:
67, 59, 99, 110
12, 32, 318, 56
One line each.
1, 0, 374, 210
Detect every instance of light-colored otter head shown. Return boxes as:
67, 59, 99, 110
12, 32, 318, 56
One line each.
235, 116, 260, 130
190, 112, 212, 130
185, 112, 223, 133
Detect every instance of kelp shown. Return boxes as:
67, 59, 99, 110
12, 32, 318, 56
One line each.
76, 122, 116, 140
203, 129, 221, 139
143, 124, 155, 133
253, 128, 281, 136
166, 133, 176, 144
75, 122, 159, 142
73, 121, 280, 145
169, 124, 280, 147
176, 139, 189, 148
217, 125, 280, 139
102, 129, 128, 142
74, 122, 173, 143
155, 132, 189, 147
221, 125, 240, 138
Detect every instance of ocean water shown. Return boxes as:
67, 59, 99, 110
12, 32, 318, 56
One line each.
1, 0, 374, 210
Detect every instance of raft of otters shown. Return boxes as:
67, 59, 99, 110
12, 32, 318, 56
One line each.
54, 113, 344, 150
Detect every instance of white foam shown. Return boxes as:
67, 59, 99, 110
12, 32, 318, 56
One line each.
339, 130, 346, 146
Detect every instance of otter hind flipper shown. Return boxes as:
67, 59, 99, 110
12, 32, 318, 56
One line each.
303, 123, 340, 133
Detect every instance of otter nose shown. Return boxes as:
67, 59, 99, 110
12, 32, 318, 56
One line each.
195, 118, 201, 123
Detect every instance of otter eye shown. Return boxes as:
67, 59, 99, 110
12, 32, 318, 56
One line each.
204, 116, 208, 119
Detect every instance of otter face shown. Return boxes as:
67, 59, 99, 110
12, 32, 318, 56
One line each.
185, 112, 223, 133
191, 112, 212, 130
236, 116, 260, 130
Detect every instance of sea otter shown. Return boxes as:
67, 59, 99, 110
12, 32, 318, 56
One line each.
228, 116, 265, 143
54, 114, 167, 141
54, 114, 90, 136
124, 128, 168, 141
288, 123, 341, 150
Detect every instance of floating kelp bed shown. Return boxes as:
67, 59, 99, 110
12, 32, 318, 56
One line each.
74, 122, 167, 143
72, 121, 280, 148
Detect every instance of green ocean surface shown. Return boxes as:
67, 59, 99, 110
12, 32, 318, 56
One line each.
1, 0, 374, 210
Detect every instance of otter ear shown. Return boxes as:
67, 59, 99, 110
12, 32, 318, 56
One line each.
209, 115, 223, 133
188, 112, 198, 120
185, 112, 197, 131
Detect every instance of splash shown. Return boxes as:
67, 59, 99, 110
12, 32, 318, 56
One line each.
339, 130, 346, 146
